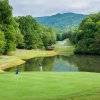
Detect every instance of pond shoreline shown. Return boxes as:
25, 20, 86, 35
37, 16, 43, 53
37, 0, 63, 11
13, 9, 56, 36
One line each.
0, 49, 57, 72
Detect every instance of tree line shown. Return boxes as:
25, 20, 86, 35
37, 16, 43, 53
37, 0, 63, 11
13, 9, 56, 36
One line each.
0, 0, 56, 55
0, 0, 99, 55
56, 29, 73, 41
70, 13, 100, 55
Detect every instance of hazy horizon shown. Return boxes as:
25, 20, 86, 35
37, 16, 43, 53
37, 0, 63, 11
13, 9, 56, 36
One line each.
9, 0, 100, 17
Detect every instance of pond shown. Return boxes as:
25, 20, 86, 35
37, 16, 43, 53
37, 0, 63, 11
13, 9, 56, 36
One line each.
5, 55, 100, 73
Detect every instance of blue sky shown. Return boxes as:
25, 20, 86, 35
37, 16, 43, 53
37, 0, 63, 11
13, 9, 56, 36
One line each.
9, 0, 100, 17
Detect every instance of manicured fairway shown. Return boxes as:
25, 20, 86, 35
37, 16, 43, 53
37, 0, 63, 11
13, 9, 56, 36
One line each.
0, 72, 100, 100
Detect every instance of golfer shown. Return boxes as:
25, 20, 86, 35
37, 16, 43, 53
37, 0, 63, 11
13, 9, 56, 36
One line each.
16, 69, 19, 75
39, 63, 42, 72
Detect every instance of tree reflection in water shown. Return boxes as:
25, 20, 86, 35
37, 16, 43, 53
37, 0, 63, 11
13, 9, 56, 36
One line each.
5, 55, 100, 73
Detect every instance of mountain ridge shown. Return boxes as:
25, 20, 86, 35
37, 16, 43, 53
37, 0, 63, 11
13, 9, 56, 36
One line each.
36, 12, 88, 29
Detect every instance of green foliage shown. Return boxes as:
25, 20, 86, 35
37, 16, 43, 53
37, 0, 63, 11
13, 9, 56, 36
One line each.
71, 13, 100, 54
0, 31, 6, 54
17, 16, 43, 49
56, 29, 73, 41
42, 27, 56, 46
62, 31, 72, 41
4, 25, 16, 54
0, 0, 56, 55
0, 0, 12, 25
13, 18, 25, 49
17, 16, 56, 49
70, 29, 81, 44
0, 0, 17, 55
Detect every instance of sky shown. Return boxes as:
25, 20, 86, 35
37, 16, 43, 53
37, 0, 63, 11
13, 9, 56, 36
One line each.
9, 0, 100, 17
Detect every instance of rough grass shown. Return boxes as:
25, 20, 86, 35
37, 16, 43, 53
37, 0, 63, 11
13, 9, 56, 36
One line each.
0, 72, 100, 100
13, 49, 57, 60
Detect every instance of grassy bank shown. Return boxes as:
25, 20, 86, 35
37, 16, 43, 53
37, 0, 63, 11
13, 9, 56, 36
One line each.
0, 56, 25, 71
0, 49, 57, 71
13, 49, 57, 60
0, 72, 100, 100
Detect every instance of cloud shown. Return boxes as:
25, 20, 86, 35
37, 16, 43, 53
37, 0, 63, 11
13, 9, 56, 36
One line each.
9, 0, 100, 17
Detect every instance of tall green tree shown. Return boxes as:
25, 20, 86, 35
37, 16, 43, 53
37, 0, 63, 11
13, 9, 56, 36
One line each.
41, 27, 56, 47
14, 18, 24, 48
4, 25, 16, 54
17, 16, 42, 49
72, 13, 100, 54
0, 0, 17, 54
17, 16, 56, 49
0, 31, 5, 54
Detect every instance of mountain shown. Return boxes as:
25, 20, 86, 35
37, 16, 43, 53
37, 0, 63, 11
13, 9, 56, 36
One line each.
36, 12, 87, 30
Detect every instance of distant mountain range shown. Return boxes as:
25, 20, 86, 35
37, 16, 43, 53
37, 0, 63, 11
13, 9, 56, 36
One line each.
36, 12, 87, 30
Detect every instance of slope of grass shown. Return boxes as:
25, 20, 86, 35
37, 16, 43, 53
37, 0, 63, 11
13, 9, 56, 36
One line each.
0, 57, 25, 71
0, 72, 100, 100
13, 49, 57, 60
0, 50, 57, 71
54, 39, 75, 55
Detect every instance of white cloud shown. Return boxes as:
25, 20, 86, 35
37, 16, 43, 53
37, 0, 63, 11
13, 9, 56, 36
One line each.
9, 0, 100, 17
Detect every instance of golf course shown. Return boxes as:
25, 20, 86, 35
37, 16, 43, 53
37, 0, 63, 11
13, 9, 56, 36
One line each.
0, 40, 100, 100
0, 72, 100, 100
0, 0, 100, 100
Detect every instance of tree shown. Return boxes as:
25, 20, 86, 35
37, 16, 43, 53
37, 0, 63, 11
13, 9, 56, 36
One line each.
0, 0, 18, 54
72, 13, 100, 54
17, 16, 44, 49
0, 0, 57, 55
42, 27, 56, 47
0, 31, 5, 55
4, 25, 16, 54
13, 18, 25, 48
17, 16, 56, 49
0, 0, 12, 25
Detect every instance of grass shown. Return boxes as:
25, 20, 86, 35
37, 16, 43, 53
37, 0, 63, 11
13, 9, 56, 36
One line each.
54, 46, 74, 55
0, 57, 25, 71
13, 49, 57, 60
54, 39, 75, 55
0, 72, 100, 100
0, 49, 57, 71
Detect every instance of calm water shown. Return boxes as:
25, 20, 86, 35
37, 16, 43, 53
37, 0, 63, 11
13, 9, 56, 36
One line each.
5, 55, 100, 73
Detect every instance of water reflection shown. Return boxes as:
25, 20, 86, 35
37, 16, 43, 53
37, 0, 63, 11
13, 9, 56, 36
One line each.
71, 55, 100, 72
5, 55, 100, 73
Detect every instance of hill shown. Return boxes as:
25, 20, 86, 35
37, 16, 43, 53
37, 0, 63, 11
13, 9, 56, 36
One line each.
36, 12, 87, 29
